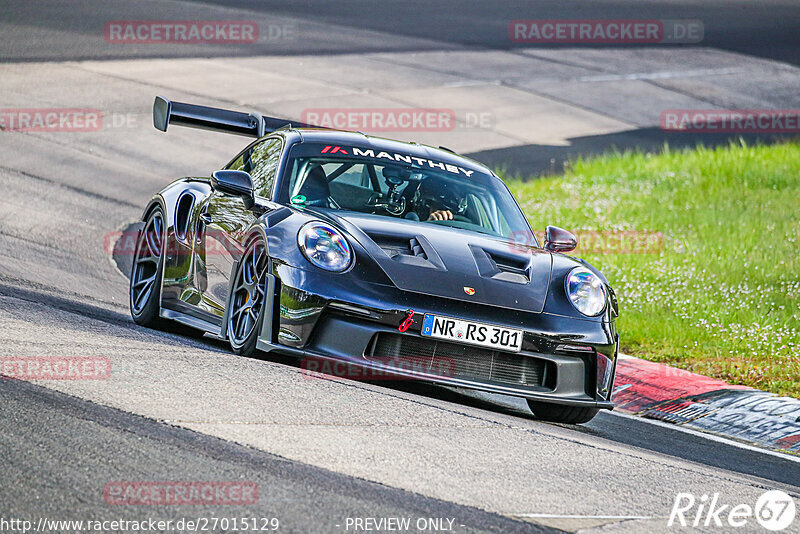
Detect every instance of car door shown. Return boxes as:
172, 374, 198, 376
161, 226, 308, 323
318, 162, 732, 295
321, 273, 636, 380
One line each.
195, 137, 283, 321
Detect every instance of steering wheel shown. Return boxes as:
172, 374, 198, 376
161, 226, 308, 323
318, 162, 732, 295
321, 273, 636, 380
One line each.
366, 192, 405, 216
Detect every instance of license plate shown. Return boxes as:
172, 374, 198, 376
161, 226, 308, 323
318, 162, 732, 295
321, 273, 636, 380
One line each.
421, 314, 523, 352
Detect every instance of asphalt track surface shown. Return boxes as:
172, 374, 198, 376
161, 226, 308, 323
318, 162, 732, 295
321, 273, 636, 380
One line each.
4, 1, 800, 174
0, 377, 544, 533
1, 1, 800, 533
3, 0, 799, 64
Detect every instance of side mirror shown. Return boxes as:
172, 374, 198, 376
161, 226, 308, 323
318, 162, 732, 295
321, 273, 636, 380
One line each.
211, 170, 255, 210
544, 225, 577, 253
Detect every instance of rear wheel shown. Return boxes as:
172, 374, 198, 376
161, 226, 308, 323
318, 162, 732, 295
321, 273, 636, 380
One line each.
227, 238, 269, 356
130, 207, 166, 327
129, 207, 204, 338
527, 400, 599, 424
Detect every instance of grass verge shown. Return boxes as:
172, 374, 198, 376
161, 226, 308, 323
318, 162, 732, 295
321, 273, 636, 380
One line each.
504, 141, 800, 397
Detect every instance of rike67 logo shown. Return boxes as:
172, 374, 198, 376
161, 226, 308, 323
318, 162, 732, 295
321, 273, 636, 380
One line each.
669, 490, 796, 531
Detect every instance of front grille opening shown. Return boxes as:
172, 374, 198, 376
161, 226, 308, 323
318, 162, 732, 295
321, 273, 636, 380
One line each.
366, 332, 553, 390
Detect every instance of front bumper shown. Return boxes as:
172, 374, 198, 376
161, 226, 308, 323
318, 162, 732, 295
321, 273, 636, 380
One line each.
258, 262, 617, 409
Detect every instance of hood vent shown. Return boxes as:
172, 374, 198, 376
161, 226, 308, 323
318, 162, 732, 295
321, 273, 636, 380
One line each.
408, 237, 427, 259
470, 245, 531, 284
489, 252, 530, 282
368, 233, 445, 270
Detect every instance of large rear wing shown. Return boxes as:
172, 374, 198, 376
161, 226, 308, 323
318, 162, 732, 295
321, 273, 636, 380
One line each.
153, 96, 311, 138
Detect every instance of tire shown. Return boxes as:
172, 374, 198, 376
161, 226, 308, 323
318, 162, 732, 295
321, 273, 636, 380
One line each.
129, 207, 205, 338
130, 207, 167, 328
227, 237, 269, 356
527, 400, 599, 424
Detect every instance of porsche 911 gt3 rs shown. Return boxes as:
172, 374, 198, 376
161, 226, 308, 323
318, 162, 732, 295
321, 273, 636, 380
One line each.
129, 96, 619, 424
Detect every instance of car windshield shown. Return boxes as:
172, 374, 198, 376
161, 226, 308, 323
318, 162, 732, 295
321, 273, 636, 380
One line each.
280, 142, 535, 242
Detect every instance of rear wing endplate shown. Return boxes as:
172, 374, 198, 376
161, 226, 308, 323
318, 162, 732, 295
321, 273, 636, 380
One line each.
153, 96, 310, 138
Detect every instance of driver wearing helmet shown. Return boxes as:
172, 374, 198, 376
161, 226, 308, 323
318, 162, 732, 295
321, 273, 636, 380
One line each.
415, 177, 468, 222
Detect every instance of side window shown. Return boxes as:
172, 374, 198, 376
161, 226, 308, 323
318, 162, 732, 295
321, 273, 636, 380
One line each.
226, 138, 283, 198
226, 153, 245, 172
249, 139, 282, 198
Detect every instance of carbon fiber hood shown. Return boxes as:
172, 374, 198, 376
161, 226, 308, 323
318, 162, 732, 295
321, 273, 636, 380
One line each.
327, 212, 553, 314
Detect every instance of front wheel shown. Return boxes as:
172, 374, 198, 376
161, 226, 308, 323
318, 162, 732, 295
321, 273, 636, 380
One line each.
227, 237, 269, 356
527, 400, 599, 424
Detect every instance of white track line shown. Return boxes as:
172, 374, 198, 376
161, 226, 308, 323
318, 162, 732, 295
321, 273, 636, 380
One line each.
575, 67, 748, 83
509, 514, 654, 520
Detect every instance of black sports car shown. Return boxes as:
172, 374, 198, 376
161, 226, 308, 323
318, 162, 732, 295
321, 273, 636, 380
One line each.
130, 96, 619, 424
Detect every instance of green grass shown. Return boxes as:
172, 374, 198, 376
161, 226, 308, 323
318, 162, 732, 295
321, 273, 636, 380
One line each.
503, 141, 800, 397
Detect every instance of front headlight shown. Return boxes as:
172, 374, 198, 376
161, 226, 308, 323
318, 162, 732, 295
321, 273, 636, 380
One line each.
298, 222, 353, 272
566, 267, 606, 316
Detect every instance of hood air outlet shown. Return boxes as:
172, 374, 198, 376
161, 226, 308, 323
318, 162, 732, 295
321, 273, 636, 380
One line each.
470, 245, 531, 284
368, 232, 445, 270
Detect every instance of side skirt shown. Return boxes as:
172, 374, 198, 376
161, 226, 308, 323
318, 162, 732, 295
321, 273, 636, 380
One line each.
159, 307, 220, 334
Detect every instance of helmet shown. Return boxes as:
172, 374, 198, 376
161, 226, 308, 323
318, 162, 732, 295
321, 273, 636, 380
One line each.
417, 177, 467, 215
